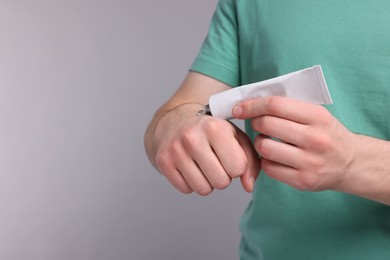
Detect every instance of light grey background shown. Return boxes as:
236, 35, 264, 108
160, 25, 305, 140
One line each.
0, 1, 251, 259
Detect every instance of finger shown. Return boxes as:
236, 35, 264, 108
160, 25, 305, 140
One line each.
233, 96, 323, 124
255, 134, 304, 169
261, 158, 320, 191
235, 129, 261, 193
261, 158, 302, 189
208, 125, 248, 179
165, 169, 193, 194
175, 156, 214, 196
251, 115, 308, 147
180, 124, 234, 190
192, 146, 232, 190
156, 150, 193, 194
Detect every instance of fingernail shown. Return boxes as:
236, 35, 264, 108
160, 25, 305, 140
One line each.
233, 105, 243, 117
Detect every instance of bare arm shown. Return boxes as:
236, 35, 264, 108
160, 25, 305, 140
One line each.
144, 72, 260, 195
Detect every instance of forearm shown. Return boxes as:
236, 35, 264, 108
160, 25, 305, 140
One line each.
337, 134, 390, 205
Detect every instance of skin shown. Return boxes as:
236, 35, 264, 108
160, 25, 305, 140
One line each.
145, 71, 390, 205
233, 96, 390, 205
144, 72, 261, 195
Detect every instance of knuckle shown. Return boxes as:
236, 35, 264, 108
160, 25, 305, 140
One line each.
203, 119, 232, 138
302, 154, 323, 173
299, 173, 322, 191
266, 96, 284, 115
255, 138, 271, 159
179, 186, 193, 194
196, 186, 214, 196
317, 107, 334, 127
228, 160, 247, 178
155, 150, 171, 172
306, 134, 332, 151
214, 178, 231, 190
170, 141, 183, 158
258, 116, 273, 134
203, 119, 220, 133
181, 128, 200, 148
261, 161, 273, 176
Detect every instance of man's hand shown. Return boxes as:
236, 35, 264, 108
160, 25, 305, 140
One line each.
153, 103, 260, 195
144, 72, 261, 196
232, 96, 357, 192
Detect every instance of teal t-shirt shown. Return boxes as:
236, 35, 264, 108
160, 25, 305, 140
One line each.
190, 0, 390, 259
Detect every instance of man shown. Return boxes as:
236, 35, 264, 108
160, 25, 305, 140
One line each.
145, 0, 390, 259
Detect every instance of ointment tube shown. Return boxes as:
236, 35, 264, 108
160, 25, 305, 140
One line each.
200, 65, 332, 119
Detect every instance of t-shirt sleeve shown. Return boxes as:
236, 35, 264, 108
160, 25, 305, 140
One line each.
190, 0, 240, 87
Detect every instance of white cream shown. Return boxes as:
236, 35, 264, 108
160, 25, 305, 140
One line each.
205, 65, 332, 119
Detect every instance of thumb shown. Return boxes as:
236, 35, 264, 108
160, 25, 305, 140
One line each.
234, 126, 261, 193
241, 169, 259, 193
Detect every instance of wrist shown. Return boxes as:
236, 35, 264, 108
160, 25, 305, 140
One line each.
145, 102, 204, 169
335, 134, 390, 205
154, 102, 204, 136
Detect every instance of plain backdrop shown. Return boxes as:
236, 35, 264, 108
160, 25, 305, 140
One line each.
0, 1, 253, 260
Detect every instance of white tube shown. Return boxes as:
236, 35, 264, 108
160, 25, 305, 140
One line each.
207, 65, 333, 119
